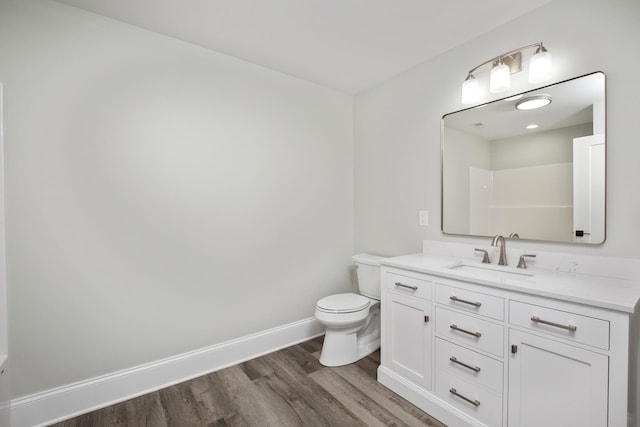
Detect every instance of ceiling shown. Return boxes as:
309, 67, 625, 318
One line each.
53, 0, 553, 94
444, 72, 605, 141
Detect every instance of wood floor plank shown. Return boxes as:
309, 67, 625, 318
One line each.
50, 337, 448, 427
354, 349, 380, 378
159, 380, 214, 426
240, 355, 275, 381
188, 375, 222, 420
310, 366, 413, 427
209, 418, 230, 427
333, 363, 446, 427
252, 372, 327, 427
280, 343, 324, 375
260, 351, 367, 427
297, 336, 324, 354
217, 411, 250, 427
55, 391, 169, 427
214, 365, 293, 426
120, 391, 168, 427
188, 374, 236, 421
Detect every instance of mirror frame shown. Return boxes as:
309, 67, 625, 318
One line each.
440, 71, 606, 244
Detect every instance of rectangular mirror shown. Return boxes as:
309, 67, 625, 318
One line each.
441, 72, 606, 244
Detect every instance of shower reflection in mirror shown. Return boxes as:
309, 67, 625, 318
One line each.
442, 72, 605, 244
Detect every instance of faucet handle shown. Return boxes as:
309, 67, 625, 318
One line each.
517, 254, 536, 269
474, 248, 491, 264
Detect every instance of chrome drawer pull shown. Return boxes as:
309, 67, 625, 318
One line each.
395, 282, 418, 291
450, 324, 482, 338
531, 316, 577, 332
449, 356, 481, 373
449, 387, 480, 407
450, 295, 482, 307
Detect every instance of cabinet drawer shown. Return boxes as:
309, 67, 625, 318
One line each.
385, 272, 432, 300
435, 307, 504, 357
510, 301, 610, 350
436, 338, 503, 395
435, 369, 503, 427
435, 283, 504, 321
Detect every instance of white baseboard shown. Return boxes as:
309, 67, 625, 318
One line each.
11, 317, 324, 427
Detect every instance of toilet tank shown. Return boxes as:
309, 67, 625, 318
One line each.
352, 254, 384, 300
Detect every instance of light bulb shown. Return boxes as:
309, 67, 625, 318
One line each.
461, 75, 480, 105
490, 63, 510, 93
529, 46, 552, 83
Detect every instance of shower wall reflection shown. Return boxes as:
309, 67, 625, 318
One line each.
442, 72, 605, 244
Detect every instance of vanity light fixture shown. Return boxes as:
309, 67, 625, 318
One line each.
461, 42, 552, 104
490, 60, 511, 93
516, 94, 552, 110
528, 45, 553, 83
526, 124, 539, 129
461, 75, 480, 105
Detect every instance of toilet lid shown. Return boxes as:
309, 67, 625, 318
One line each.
316, 293, 370, 314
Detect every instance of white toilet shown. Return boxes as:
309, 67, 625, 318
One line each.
315, 254, 383, 367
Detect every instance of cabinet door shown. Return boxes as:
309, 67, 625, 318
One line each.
386, 291, 432, 388
508, 329, 608, 427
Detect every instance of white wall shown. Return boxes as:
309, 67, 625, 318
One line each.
3, 0, 640, 406
355, 0, 640, 258
442, 127, 490, 234
0, 82, 9, 426
491, 163, 573, 240
490, 123, 589, 170
0, 0, 354, 398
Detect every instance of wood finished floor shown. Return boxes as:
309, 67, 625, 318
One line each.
51, 337, 446, 427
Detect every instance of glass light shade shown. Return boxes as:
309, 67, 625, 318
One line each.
528, 49, 552, 83
490, 63, 510, 93
461, 75, 480, 105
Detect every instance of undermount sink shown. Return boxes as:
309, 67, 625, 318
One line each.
447, 262, 534, 281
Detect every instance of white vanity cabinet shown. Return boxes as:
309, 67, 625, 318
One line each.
508, 329, 608, 426
382, 270, 433, 389
432, 278, 506, 427
379, 260, 637, 427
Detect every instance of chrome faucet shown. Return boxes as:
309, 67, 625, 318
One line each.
517, 254, 536, 269
491, 235, 507, 266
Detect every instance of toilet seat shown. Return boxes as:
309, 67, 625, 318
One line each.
316, 293, 370, 314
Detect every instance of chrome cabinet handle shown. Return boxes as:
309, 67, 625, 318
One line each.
449, 388, 480, 407
531, 316, 577, 332
450, 324, 482, 338
450, 295, 482, 307
394, 282, 418, 291
449, 356, 481, 373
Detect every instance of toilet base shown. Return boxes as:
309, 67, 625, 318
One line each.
318, 305, 380, 367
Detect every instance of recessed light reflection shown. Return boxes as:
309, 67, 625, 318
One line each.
526, 124, 539, 129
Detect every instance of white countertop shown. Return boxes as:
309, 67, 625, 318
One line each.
381, 253, 640, 314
